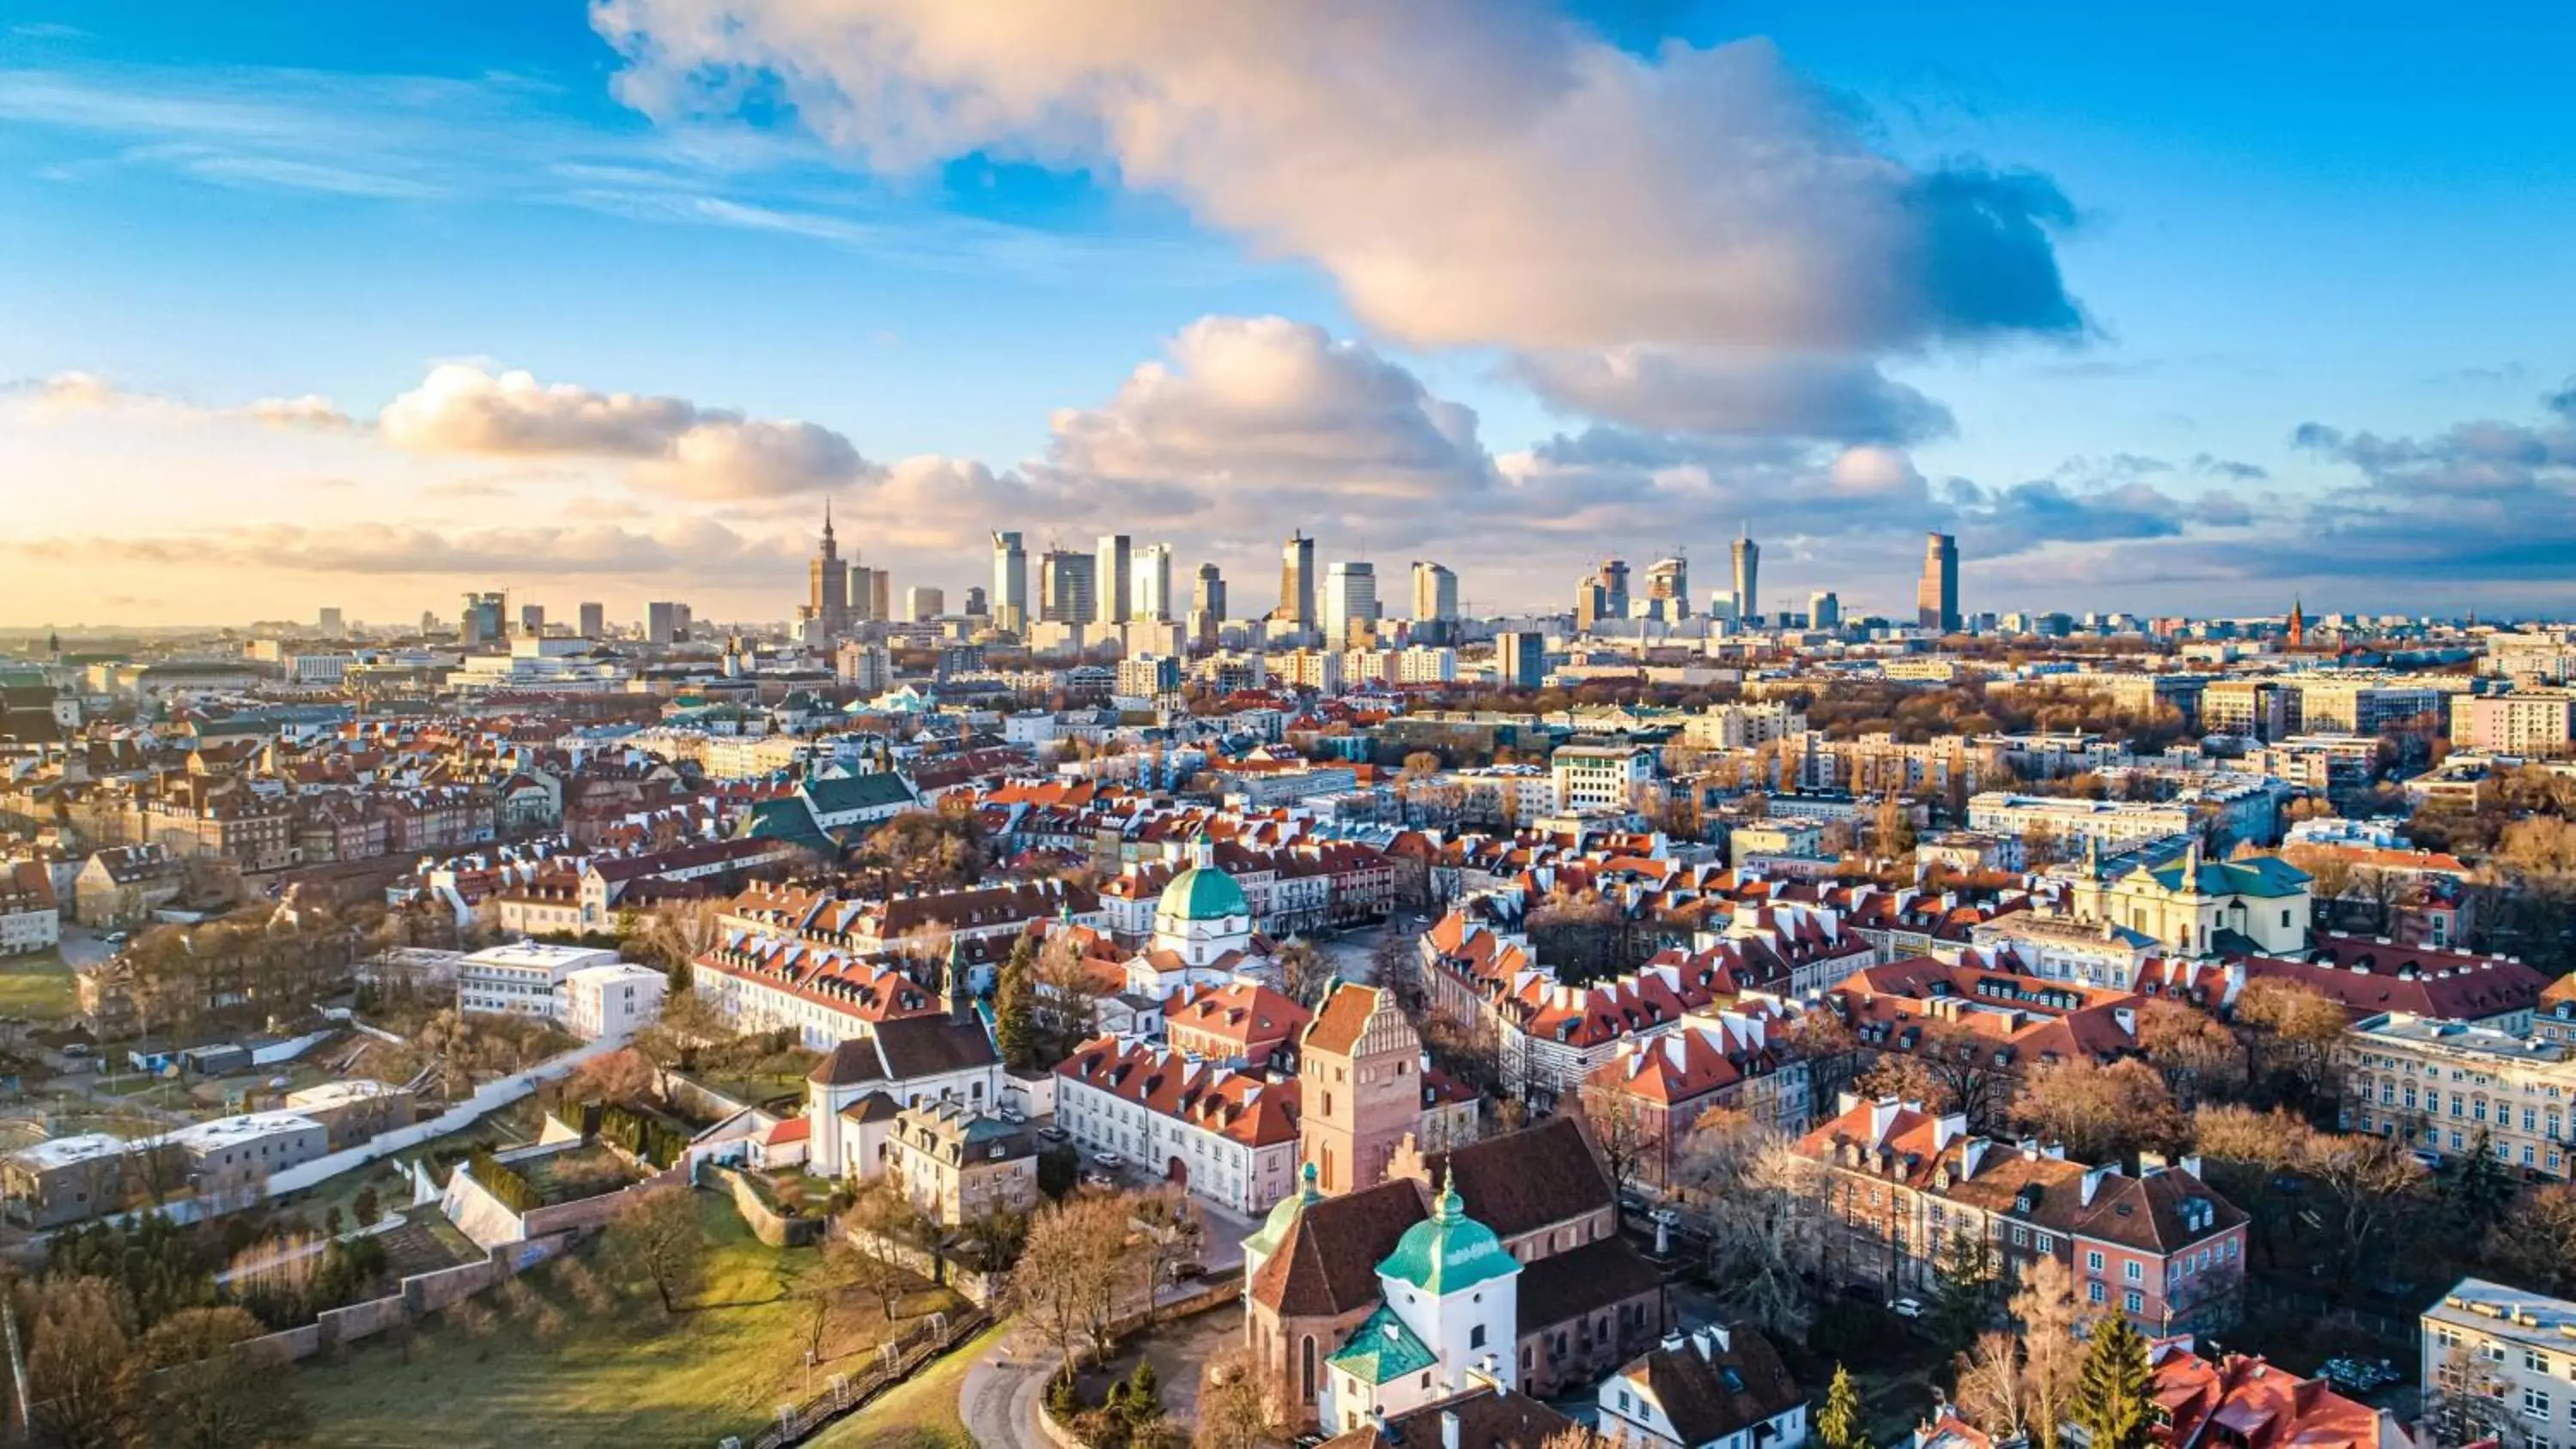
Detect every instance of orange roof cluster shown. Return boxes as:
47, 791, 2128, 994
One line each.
1054, 1036, 1302, 1146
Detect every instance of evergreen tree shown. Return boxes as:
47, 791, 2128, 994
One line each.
2072, 1314, 2155, 1449
1818, 1363, 1868, 1449
1930, 1227, 2002, 1354
2449, 1126, 2515, 1234
995, 949, 1042, 1070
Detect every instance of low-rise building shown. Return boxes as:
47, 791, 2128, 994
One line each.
2422, 1279, 2576, 1446
0, 859, 61, 956
456, 941, 623, 1020
804, 1012, 1005, 1179
280, 1080, 415, 1149
1597, 1323, 1807, 1449
73, 844, 185, 928
1055, 1036, 1304, 1215
2341, 1011, 2576, 1177
2147, 1337, 2401, 1449
562, 962, 668, 1040
884, 1100, 1038, 1226
164, 1110, 329, 1207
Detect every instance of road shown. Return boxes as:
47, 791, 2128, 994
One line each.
1311, 916, 1428, 986
55, 925, 117, 970
958, 1305, 1245, 1449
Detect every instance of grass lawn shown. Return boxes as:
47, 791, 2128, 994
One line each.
295, 1187, 962, 1448
0, 949, 79, 1021
805, 1319, 1009, 1449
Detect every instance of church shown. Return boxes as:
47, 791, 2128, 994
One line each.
1244, 984, 1668, 1434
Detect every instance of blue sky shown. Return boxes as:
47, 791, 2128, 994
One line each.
4, 1, 2573, 627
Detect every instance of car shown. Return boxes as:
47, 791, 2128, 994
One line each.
1094, 1151, 1127, 1170
999, 1106, 1026, 1123
1037, 1125, 1070, 1143
1080, 1170, 1115, 1190
1890, 1297, 1925, 1319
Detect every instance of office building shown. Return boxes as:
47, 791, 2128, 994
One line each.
1597, 556, 1631, 619
1495, 631, 1546, 690
1732, 530, 1759, 624
2422, 1280, 2576, 1444
1041, 549, 1097, 624
646, 600, 691, 644
1133, 542, 1174, 622
1409, 561, 1459, 645
1917, 531, 1960, 634
317, 607, 344, 639
1808, 591, 1841, 630
1193, 562, 1227, 650
906, 586, 945, 622
1095, 533, 1133, 626
1276, 530, 1317, 634
578, 601, 605, 639
1575, 576, 1610, 634
1323, 561, 1379, 650
1645, 555, 1689, 621
963, 585, 987, 618
807, 501, 849, 634
991, 530, 1029, 633
1117, 653, 1182, 697
519, 603, 545, 638
459, 591, 507, 646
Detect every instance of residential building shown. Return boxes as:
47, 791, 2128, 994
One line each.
562, 962, 667, 1040
1, 1134, 185, 1228
0, 860, 62, 956
578, 601, 605, 638
1055, 1036, 1303, 1214
1315, 1385, 1579, 1449
1117, 653, 1182, 698
1797, 1094, 2248, 1334
1166, 978, 1312, 1070
884, 1100, 1038, 1226
2341, 1011, 2576, 1178
1495, 633, 1546, 690
1580, 1011, 1809, 1188
1598, 1324, 1807, 1449
2456, 691, 2576, 756
73, 844, 184, 928
646, 600, 692, 644
1553, 744, 1656, 812
2146, 1339, 2401, 1449
2423, 1279, 2576, 1446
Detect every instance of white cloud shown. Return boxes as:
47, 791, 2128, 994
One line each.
1508, 347, 1955, 445
596, 0, 2081, 353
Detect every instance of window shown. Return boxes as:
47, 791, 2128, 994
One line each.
2535, 1349, 2556, 1375
1471, 1325, 1487, 1349
2125, 1289, 2144, 1315
2124, 1260, 2142, 1282
2087, 1250, 2105, 1272
2087, 1282, 2106, 1305
2530, 1389, 2554, 1421
2037, 1233, 2055, 1253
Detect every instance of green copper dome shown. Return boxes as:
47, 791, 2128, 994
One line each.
1248, 1161, 1322, 1261
1378, 1170, 1518, 1296
1158, 862, 1249, 923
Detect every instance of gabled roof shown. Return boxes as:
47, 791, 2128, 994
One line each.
1615, 1325, 1804, 1449
1249, 1178, 1425, 1319
1416, 1115, 1614, 1241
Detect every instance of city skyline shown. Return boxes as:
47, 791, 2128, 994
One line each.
7, 4, 2576, 626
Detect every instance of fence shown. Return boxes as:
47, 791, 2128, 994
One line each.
736, 1306, 993, 1449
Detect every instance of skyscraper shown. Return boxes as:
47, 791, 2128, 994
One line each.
1917, 531, 1960, 634
991, 530, 1028, 634
1409, 561, 1459, 645
646, 601, 691, 644
964, 585, 987, 618
578, 602, 605, 639
808, 500, 849, 634
905, 586, 945, 621
1574, 575, 1608, 634
1323, 561, 1378, 649
1645, 555, 1690, 621
1731, 529, 1759, 625
1133, 543, 1174, 622
1495, 631, 1546, 690
459, 591, 507, 646
1191, 562, 1226, 650
1095, 534, 1133, 626
1276, 530, 1317, 635
849, 564, 884, 623
1041, 549, 1097, 624
1809, 591, 1842, 630
317, 607, 344, 639
1597, 557, 1631, 620
519, 603, 545, 638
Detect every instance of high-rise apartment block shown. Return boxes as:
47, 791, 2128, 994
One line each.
645, 601, 691, 644
1918, 531, 1960, 634
905, 586, 945, 622
1495, 631, 1546, 689
1409, 561, 1459, 645
317, 607, 344, 639
991, 530, 1028, 634
578, 602, 605, 639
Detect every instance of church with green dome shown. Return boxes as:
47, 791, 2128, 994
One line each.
1316, 1169, 1522, 1434
1151, 832, 1258, 968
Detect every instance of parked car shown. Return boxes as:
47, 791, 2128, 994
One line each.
1890, 1297, 1925, 1319
1037, 1125, 1070, 1143
1094, 1151, 1127, 1170
1080, 1170, 1115, 1190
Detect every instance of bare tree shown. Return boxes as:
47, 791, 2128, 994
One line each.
1193, 1348, 1278, 1449
2011, 1056, 2185, 1163
1954, 1330, 2032, 1444
605, 1184, 708, 1315
2010, 1255, 2089, 1449
1017, 1193, 1136, 1376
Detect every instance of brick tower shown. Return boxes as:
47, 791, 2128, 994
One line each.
1297, 982, 1425, 1195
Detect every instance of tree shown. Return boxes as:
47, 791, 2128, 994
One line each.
2011, 1057, 2184, 1163
2135, 999, 2246, 1108
352, 1185, 382, 1229
1929, 1228, 2002, 1355
2304, 1128, 2429, 1291
2230, 978, 2348, 1108
1018, 1194, 1135, 1375
1131, 1187, 1205, 1323
2447, 1126, 2517, 1236
1683, 1130, 1826, 1343
1037, 931, 1106, 1052
1194, 1349, 1276, 1449
2071, 1314, 2155, 1449
1815, 1365, 1867, 1449
2488, 1184, 2576, 1295
25, 1275, 134, 1449
792, 1238, 866, 1361
1274, 939, 1333, 1008
1576, 1087, 1655, 1192
1370, 931, 1424, 1011
994, 938, 1043, 1070
2009, 1256, 2087, 1449
605, 1185, 708, 1315
1953, 1331, 2031, 1444
135, 1305, 307, 1449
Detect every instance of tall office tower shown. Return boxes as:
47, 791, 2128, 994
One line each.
1645, 555, 1690, 621
1095, 534, 1133, 626
1809, 591, 1842, 630
848, 565, 879, 622
991, 530, 1029, 633
1190, 562, 1226, 651
808, 500, 849, 634
1730, 529, 1760, 626
1041, 549, 1097, 624
905, 586, 945, 621
869, 568, 891, 624
1575, 576, 1608, 634
964, 585, 987, 618
1917, 531, 1960, 634
519, 603, 545, 638
1133, 543, 1174, 622
317, 607, 344, 639
1323, 561, 1378, 649
1596, 557, 1631, 620
1495, 631, 1546, 690
1276, 530, 1317, 634
578, 602, 605, 639
459, 591, 507, 646
646, 601, 691, 644
1409, 561, 1460, 645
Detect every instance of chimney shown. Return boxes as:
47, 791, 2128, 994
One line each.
2081, 1163, 2118, 1205
1442, 1410, 1461, 1449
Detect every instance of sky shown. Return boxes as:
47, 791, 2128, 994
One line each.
3, 1, 2574, 630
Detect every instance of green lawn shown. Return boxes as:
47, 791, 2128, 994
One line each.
0, 949, 78, 1021
295, 1188, 961, 1448
805, 1319, 1008, 1449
